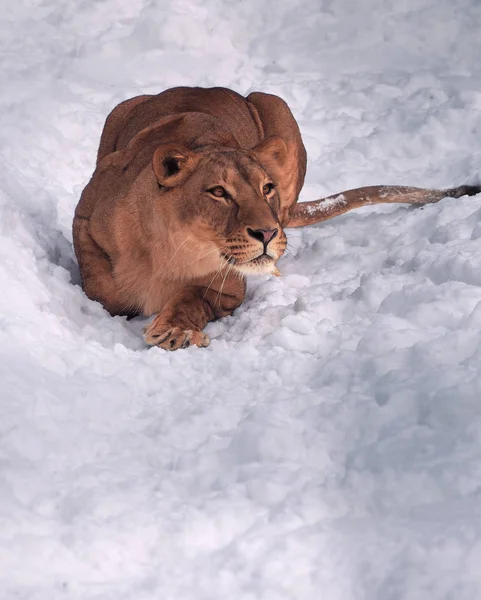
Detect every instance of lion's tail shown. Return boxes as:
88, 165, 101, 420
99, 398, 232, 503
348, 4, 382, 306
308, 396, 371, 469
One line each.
286, 185, 481, 228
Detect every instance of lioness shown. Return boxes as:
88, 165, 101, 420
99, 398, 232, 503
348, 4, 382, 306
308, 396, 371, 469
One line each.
73, 86, 480, 350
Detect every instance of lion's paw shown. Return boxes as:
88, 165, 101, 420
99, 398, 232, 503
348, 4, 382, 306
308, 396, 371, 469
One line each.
144, 324, 210, 351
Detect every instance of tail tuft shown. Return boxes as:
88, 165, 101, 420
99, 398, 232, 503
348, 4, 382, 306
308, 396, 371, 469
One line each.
445, 185, 481, 198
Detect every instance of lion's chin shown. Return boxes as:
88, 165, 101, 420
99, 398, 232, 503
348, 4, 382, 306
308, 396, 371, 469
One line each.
234, 255, 279, 276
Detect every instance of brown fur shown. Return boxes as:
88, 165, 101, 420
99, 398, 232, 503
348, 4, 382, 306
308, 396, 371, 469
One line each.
73, 86, 480, 350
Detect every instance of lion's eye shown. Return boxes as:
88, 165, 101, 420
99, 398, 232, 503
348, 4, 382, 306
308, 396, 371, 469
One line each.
263, 183, 275, 195
208, 186, 227, 198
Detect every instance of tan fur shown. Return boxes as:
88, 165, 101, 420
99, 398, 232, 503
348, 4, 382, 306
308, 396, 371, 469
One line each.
73, 86, 480, 350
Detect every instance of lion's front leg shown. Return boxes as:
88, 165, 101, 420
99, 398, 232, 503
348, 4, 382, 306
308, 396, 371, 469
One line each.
143, 288, 212, 350
144, 270, 246, 351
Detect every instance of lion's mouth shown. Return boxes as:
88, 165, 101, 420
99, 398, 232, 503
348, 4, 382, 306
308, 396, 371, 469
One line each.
220, 250, 279, 276
249, 252, 274, 264
221, 251, 274, 266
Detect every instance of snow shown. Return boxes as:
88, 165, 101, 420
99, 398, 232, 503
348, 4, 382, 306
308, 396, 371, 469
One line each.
304, 194, 347, 214
1, 0, 481, 598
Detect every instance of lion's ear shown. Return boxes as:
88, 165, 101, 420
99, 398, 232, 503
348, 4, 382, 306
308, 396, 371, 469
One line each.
251, 136, 288, 173
152, 144, 199, 187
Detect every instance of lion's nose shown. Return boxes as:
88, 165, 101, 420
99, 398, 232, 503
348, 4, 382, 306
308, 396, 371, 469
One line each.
246, 227, 278, 245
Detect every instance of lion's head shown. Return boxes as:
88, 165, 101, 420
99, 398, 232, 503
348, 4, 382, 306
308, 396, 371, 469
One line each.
150, 136, 288, 278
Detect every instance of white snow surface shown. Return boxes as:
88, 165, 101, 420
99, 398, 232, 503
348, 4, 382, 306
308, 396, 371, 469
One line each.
2, 0, 481, 598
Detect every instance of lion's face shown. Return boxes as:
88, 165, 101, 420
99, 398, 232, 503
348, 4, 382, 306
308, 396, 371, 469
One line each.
152, 142, 288, 278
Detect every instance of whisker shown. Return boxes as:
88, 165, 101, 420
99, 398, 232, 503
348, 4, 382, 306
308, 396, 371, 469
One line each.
166, 236, 191, 266
184, 246, 223, 268
216, 261, 233, 307
202, 257, 226, 302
